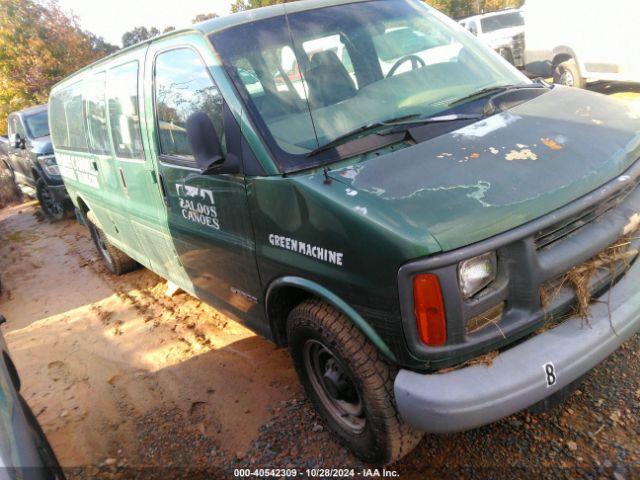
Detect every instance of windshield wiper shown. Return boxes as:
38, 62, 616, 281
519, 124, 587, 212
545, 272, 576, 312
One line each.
306, 113, 483, 157
448, 82, 547, 107
306, 113, 421, 157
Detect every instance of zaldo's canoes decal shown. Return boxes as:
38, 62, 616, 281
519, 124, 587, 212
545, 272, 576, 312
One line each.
56, 152, 99, 188
268, 234, 344, 266
176, 183, 220, 230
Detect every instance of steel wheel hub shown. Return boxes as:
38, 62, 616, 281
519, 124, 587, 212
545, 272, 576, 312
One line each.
303, 339, 365, 434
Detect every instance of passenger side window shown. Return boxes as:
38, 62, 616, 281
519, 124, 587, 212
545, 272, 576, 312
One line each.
66, 85, 88, 151
50, 92, 69, 149
49, 84, 88, 151
107, 62, 145, 160
154, 48, 224, 161
84, 73, 111, 155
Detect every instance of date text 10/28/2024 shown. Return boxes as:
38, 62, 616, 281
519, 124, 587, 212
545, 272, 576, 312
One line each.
234, 468, 400, 478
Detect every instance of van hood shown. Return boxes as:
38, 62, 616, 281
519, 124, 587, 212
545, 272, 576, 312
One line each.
481, 26, 524, 48
30, 135, 53, 156
328, 86, 640, 252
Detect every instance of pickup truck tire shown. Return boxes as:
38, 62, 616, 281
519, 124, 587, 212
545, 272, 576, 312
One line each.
553, 59, 586, 89
36, 178, 65, 221
88, 219, 138, 275
287, 298, 423, 465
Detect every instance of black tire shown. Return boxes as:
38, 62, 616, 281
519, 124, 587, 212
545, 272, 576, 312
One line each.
36, 178, 66, 221
553, 59, 585, 89
287, 299, 423, 465
88, 219, 138, 275
18, 395, 65, 479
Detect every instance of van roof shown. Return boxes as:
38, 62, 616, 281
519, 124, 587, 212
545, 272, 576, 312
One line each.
458, 8, 520, 23
51, 0, 373, 92
15, 104, 47, 117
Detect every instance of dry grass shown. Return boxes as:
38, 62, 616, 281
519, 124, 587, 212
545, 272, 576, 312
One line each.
541, 234, 639, 321
0, 162, 20, 208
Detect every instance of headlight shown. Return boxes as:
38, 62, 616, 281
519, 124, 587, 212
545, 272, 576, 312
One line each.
38, 154, 60, 177
458, 251, 497, 299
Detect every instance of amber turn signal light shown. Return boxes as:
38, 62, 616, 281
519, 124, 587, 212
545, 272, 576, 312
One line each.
413, 274, 447, 347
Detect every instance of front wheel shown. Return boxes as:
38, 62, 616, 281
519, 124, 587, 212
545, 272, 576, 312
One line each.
88, 219, 138, 275
287, 299, 423, 465
553, 59, 585, 88
36, 178, 65, 221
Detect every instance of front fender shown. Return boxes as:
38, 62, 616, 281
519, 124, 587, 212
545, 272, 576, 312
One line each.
266, 276, 397, 363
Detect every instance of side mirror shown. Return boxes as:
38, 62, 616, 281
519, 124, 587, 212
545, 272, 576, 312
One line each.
10, 133, 22, 149
186, 112, 239, 175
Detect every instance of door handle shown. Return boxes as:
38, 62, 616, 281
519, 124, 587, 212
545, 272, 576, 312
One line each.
92, 161, 99, 172
118, 167, 129, 197
158, 173, 170, 207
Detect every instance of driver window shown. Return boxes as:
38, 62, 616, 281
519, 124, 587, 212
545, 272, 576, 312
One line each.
154, 48, 225, 163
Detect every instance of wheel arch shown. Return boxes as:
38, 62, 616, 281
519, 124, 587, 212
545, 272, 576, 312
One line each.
74, 194, 98, 228
265, 276, 397, 363
551, 46, 582, 73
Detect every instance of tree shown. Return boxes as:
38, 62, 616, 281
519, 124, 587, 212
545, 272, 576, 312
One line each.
0, 0, 113, 134
192, 13, 218, 23
121, 26, 161, 48
163, 26, 176, 33
84, 31, 118, 55
230, 0, 297, 14
424, 0, 523, 18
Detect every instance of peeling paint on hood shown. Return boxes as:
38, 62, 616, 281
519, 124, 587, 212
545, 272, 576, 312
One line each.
329, 86, 640, 251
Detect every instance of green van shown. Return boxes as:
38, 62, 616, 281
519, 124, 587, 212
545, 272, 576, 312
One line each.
49, 0, 640, 464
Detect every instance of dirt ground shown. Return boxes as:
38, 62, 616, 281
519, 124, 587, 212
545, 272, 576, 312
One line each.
0, 89, 639, 479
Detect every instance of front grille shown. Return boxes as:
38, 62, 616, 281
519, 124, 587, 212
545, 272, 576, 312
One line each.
535, 181, 638, 250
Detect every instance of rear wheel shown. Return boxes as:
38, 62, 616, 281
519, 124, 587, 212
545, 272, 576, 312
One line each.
553, 59, 585, 88
36, 178, 65, 221
88, 219, 138, 275
287, 299, 423, 465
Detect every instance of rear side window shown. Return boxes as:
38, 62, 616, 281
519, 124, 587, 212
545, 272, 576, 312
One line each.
107, 62, 145, 159
50, 83, 88, 151
50, 93, 69, 148
84, 73, 111, 155
154, 48, 224, 162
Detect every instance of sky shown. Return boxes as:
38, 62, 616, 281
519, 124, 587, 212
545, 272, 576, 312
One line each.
57, 0, 233, 46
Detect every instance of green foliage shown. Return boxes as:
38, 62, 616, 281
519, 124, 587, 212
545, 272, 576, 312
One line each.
424, 0, 524, 18
121, 26, 161, 48
122, 13, 218, 47
228, 0, 523, 17
230, 0, 296, 14
0, 0, 113, 135
192, 13, 218, 23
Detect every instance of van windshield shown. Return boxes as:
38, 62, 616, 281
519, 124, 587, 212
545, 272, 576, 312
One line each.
24, 110, 50, 139
211, 0, 527, 171
480, 12, 524, 33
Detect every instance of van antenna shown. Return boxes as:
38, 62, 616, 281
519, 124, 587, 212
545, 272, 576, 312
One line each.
323, 167, 332, 185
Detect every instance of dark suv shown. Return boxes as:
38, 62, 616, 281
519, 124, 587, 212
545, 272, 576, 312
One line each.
0, 105, 70, 220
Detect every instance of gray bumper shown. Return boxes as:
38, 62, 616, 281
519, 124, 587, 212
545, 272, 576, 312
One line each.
394, 258, 640, 433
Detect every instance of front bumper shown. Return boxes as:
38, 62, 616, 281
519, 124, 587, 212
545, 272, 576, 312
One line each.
394, 257, 640, 433
48, 183, 71, 203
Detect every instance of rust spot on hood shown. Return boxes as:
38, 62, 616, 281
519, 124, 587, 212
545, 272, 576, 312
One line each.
505, 148, 538, 161
541, 137, 564, 150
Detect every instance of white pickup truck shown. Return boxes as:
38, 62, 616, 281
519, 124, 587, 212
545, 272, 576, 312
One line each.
523, 0, 640, 88
459, 9, 525, 67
